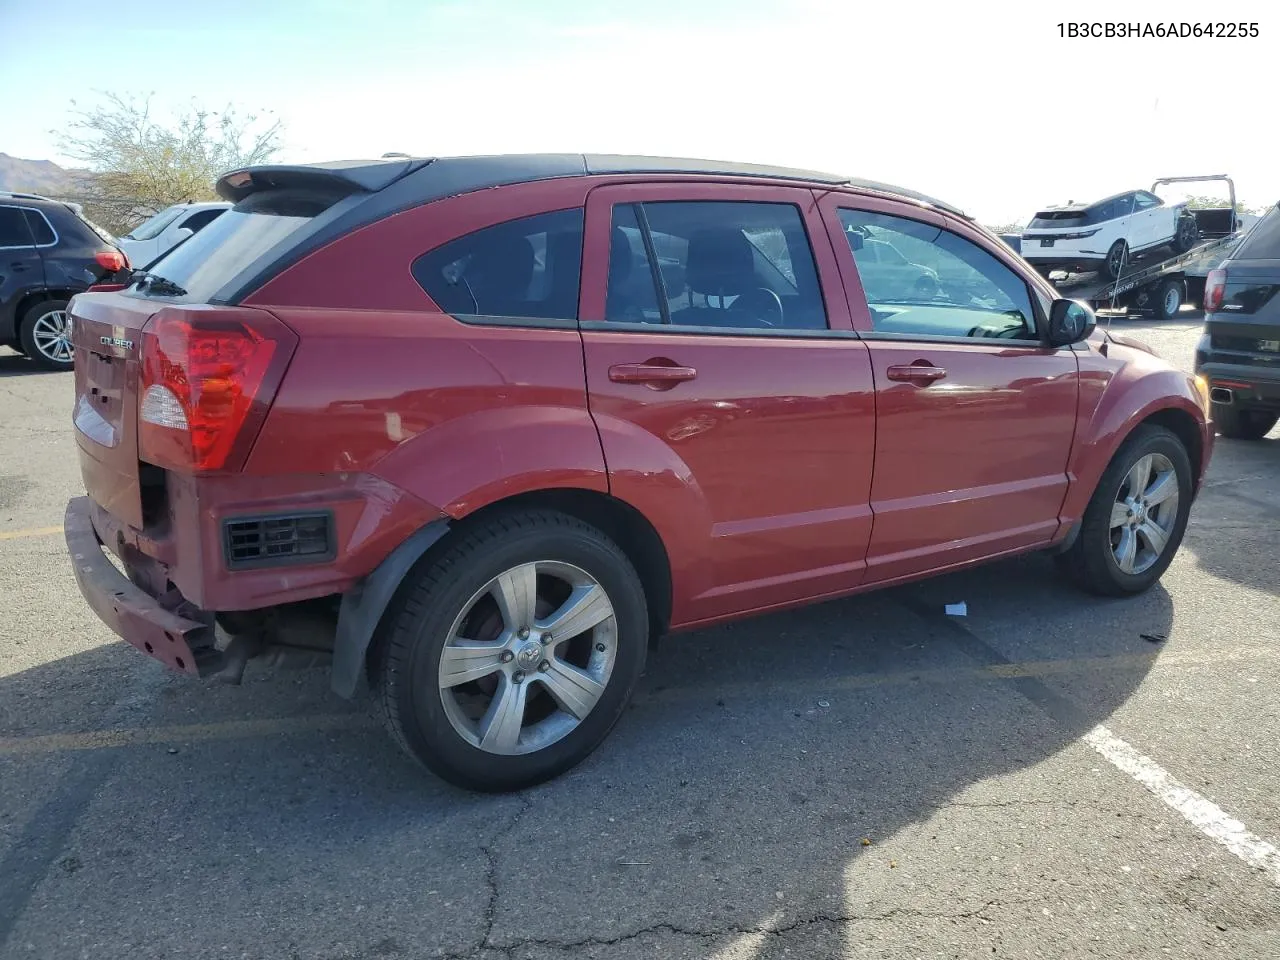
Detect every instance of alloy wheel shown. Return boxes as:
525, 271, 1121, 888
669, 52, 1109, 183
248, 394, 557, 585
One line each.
1109, 453, 1180, 575
437, 560, 618, 755
31, 309, 73, 364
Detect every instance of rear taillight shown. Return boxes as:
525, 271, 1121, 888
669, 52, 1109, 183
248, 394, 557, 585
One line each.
138, 310, 296, 472
1204, 268, 1226, 313
95, 249, 128, 273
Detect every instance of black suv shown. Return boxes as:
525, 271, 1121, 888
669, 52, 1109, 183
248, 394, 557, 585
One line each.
1197, 203, 1280, 441
0, 192, 128, 370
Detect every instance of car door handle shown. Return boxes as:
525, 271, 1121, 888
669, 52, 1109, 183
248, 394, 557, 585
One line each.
608, 361, 698, 386
886, 362, 947, 384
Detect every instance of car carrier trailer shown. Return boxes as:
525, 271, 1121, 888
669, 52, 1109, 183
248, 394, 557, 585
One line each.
1044, 175, 1244, 319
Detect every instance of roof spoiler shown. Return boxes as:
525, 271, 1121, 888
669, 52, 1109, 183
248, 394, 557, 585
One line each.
216, 157, 436, 203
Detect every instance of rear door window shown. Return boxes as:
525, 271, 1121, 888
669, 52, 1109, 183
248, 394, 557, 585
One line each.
23, 210, 56, 246
412, 209, 584, 321
0, 206, 33, 248
603, 200, 827, 331
178, 209, 225, 234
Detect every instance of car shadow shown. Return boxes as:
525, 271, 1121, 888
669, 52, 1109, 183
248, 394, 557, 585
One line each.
0, 554, 1171, 958
0, 350, 67, 379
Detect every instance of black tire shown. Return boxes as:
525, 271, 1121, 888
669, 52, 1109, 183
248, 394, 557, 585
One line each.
1102, 241, 1128, 281
373, 510, 649, 792
1214, 405, 1279, 441
18, 299, 73, 371
1055, 425, 1193, 597
1152, 278, 1183, 320
1173, 215, 1199, 253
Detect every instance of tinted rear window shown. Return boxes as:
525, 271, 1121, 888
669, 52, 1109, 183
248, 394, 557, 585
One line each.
141, 189, 336, 301
24, 210, 56, 245
412, 209, 584, 320
1029, 210, 1088, 229
1234, 205, 1280, 259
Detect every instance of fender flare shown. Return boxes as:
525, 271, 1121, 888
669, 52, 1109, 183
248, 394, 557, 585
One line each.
331, 517, 451, 698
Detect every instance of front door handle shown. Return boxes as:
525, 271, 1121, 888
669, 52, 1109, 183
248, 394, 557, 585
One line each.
609, 361, 698, 387
886, 361, 947, 384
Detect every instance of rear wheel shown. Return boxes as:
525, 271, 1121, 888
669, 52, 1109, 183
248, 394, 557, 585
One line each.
1214, 405, 1279, 441
18, 300, 74, 371
373, 510, 649, 792
1056, 425, 1192, 596
1152, 278, 1183, 320
1173, 215, 1199, 253
1102, 241, 1128, 281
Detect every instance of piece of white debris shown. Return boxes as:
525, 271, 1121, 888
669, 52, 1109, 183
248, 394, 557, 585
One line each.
944, 602, 967, 616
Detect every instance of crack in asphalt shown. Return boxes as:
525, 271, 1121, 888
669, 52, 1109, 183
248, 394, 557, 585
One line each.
477, 792, 534, 953
454, 899, 1020, 957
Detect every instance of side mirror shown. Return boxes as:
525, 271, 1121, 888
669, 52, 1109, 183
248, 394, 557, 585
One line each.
846, 229, 864, 251
1047, 299, 1096, 346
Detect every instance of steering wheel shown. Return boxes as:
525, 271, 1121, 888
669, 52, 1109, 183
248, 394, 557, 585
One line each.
727, 287, 783, 328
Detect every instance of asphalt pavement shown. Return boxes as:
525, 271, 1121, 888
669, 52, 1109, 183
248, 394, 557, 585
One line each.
1, 311, 1278, 959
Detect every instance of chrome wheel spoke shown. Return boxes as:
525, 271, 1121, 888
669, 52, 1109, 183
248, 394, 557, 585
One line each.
1109, 500, 1130, 528
1143, 471, 1177, 506
1125, 456, 1152, 498
477, 675, 528, 754
537, 657, 606, 720
438, 640, 506, 689
491, 563, 538, 631
1138, 521, 1169, 557
1115, 526, 1139, 574
537, 583, 612, 641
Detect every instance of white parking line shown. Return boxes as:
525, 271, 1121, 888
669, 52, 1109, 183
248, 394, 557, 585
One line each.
1084, 725, 1280, 885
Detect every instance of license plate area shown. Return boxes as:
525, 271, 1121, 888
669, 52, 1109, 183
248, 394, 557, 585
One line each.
1040, 238, 1055, 248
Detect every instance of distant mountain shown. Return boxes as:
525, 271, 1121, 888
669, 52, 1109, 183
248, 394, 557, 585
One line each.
0, 153, 87, 196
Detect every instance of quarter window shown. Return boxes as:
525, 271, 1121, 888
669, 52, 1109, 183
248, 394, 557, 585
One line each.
604, 201, 827, 331
840, 209, 1037, 340
413, 209, 584, 320
0, 206, 32, 247
23, 210, 56, 245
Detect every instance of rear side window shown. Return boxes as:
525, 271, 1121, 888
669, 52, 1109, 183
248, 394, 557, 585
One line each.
0, 206, 33, 247
841, 208, 1036, 340
142, 188, 337, 300
23, 210, 56, 245
413, 209, 584, 321
604, 200, 827, 331
180, 209, 224, 233
1234, 205, 1280, 259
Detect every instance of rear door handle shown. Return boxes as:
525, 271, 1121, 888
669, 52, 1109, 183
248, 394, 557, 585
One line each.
886, 362, 947, 384
608, 361, 698, 386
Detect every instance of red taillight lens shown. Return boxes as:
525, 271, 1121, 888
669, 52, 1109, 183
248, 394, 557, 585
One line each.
95, 248, 127, 273
1204, 268, 1226, 313
139, 310, 295, 472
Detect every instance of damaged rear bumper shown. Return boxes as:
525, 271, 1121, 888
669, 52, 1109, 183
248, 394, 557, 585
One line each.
65, 496, 216, 676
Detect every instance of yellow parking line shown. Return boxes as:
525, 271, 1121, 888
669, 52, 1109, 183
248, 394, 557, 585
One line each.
0, 525, 64, 542
0, 713, 375, 757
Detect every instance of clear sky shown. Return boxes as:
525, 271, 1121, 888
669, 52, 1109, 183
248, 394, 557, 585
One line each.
0, 0, 1274, 225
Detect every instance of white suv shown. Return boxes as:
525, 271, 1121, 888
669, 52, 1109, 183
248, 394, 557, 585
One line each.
1020, 189, 1198, 280
115, 201, 231, 268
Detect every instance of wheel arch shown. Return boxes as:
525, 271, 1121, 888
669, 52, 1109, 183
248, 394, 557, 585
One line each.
331, 486, 673, 699
16, 289, 77, 325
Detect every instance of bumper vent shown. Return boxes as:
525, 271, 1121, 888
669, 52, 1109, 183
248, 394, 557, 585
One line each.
222, 512, 334, 571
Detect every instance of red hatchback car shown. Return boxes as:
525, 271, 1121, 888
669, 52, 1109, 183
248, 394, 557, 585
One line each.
65, 155, 1213, 791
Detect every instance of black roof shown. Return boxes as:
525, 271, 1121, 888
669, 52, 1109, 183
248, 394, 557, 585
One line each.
217, 153, 968, 218
211, 154, 969, 305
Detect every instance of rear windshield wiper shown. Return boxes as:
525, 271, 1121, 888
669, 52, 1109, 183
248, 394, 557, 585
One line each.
130, 271, 188, 297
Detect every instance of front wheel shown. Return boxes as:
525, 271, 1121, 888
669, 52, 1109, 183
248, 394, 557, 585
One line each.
1056, 425, 1192, 596
373, 510, 649, 792
1214, 405, 1279, 441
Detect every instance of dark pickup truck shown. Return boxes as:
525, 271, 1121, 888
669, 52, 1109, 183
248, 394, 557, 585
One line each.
1197, 202, 1280, 440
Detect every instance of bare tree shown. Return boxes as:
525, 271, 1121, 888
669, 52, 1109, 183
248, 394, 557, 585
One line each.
55, 92, 282, 234
1182, 194, 1267, 216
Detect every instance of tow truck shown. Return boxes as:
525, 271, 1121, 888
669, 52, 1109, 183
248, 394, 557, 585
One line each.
1042, 175, 1244, 320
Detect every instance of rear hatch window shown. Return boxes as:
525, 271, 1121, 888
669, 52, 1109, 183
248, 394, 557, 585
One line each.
1029, 210, 1088, 229
1233, 204, 1280, 260
137, 188, 339, 302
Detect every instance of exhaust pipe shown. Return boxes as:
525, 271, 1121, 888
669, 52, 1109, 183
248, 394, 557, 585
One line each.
1210, 387, 1234, 405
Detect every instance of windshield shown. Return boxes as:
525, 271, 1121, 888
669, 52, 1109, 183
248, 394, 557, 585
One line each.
138, 188, 333, 301
125, 206, 186, 240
